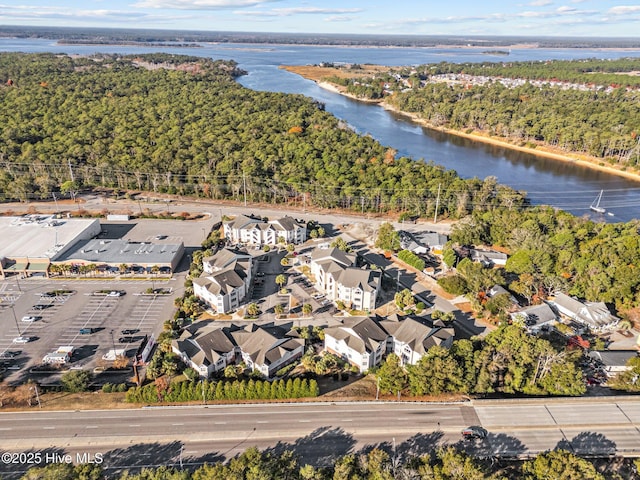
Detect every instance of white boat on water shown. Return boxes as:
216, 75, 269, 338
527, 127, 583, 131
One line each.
590, 190, 606, 214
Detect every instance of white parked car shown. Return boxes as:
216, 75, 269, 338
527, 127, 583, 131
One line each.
21, 316, 40, 323
13, 336, 32, 344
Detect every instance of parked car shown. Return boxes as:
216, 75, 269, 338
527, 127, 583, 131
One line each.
13, 336, 33, 344
21, 316, 41, 323
32, 304, 52, 310
79, 328, 94, 335
0, 350, 21, 359
461, 426, 487, 439
121, 329, 139, 335
108, 290, 125, 297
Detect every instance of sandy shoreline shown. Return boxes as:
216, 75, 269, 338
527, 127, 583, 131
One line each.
310, 79, 640, 184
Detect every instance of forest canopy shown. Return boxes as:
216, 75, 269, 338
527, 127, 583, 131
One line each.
329, 58, 640, 167
0, 52, 526, 219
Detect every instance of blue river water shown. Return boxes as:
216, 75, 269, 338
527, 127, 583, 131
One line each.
2, 38, 640, 221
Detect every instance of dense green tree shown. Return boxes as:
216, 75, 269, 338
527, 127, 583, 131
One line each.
275, 274, 287, 289
60, 370, 92, 393
608, 356, 640, 392
374, 222, 400, 252
376, 353, 407, 395
522, 449, 605, 480
407, 346, 467, 395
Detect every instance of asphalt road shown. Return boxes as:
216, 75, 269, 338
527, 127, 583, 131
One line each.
1, 399, 640, 477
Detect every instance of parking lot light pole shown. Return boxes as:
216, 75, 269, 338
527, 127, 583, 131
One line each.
10, 305, 21, 336
110, 330, 116, 359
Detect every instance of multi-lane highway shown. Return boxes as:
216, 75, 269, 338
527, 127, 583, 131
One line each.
1, 399, 640, 477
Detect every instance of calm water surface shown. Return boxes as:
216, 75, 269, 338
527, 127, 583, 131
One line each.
3, 38, 640, 221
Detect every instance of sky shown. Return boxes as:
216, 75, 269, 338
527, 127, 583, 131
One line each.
2, 0, 640, 37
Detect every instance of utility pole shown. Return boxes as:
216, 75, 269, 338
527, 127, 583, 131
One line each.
67, 159, 75, 182
32, 384, 42, 408
52, 192, 59, 215
433, 183, 441, 224
243, 172, 248, 207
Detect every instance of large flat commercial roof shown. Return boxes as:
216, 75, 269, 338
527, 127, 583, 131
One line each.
56, 238, 183, 266
0, 215, 101, 260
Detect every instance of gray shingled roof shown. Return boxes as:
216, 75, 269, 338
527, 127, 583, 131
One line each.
198, 248, 251, 296
325, 317, 388, 355
552, 293, 618, 328
173, 324, 238, 367
311, 247, 355, 267
589, 350, 637, 368
337, 268, 380, 292
516, 304, 557, 326
232, 324, 303, 367
380, 315, 454, 356
226, 214, 262, 230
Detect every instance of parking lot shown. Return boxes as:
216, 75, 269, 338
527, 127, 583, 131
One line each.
247, 249, 338, 320
0, 276, 182, 384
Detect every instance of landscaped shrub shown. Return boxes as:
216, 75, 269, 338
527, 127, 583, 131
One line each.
125, 378, 319, 403
397, 249, 426, 271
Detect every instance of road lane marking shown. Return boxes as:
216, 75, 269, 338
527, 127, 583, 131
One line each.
86, 426, 98, 429
43, 426, 55, 430
298, 420, 311, 423
257, 420, 269, 424
0, 427, 12, 431
214, 422, 227, 425
172, 423, 184, 426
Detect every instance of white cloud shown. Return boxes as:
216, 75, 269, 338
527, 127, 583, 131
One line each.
324, 15, 356, 23
235, 7, 362, 17
133, 0, 281, 10
528, 0, 552, 6
607, 5, 640, 15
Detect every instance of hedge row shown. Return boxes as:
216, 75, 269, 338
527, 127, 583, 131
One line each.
125, 377, 319, 403
397, 249, 426, 271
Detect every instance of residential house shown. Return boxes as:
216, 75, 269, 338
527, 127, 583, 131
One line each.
324, 317, 390, 373
471, 248, 508, 267
549, 293, 619, 331
414, 232, 449, 255
588, 350, 638, 378
223, 214, 306, 246
380, 314, 454, 365
231, 324, 304, 378
488, 284, 519, 308
310, 247, 380, 312
510, 303, 557, 333
193, 248, 252, 313
172, 323, 237, 377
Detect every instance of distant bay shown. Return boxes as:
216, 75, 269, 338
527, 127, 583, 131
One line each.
2, 37, 640, 221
